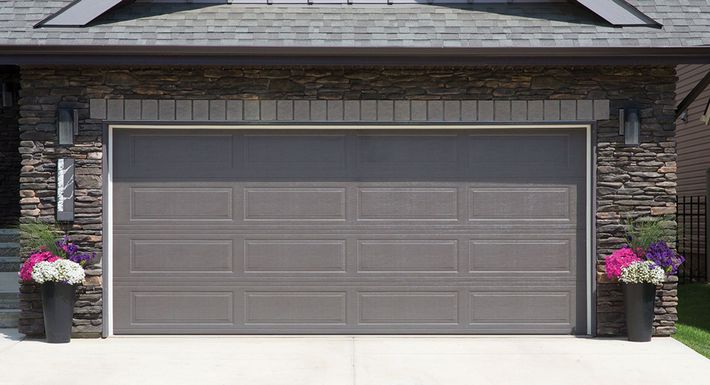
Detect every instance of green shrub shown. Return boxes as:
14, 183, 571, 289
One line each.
19, 222, 63, 256
624, 217, 671, 250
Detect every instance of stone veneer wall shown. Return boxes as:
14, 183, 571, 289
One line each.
0, 68, 20, 227
16, 66, 678, 337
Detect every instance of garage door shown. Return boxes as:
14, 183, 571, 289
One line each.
112, 127, 587, 334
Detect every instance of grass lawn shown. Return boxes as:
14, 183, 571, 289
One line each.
674, 283, 710, 358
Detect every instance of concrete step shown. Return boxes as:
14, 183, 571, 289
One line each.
0, 229, 19, 244
0, 309, 20, 328
0, 242, 20, 257
0, 292, 19, 309
0, 238, 21, 272
0, 256, 21, 273
0, 272, 19, 293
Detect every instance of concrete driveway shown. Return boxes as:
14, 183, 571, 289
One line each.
0, 329, 708, 385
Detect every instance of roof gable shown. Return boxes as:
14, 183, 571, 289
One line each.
36, 0, 660, 28
2, 0, 708, 61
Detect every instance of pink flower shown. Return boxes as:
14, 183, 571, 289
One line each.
18, 251, 60, 282
605, 247, 642, 280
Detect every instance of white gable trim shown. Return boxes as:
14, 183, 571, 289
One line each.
36, 0, 126, 28
575, 0, 660, 27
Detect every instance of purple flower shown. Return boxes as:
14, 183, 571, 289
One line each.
56, 236, 96, 267
644, 241, 685, 275
68, 252, 95, 266
56, 236, 78, 257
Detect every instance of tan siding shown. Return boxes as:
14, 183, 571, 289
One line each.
677, 65, 710, 100
676, 64, 710, 196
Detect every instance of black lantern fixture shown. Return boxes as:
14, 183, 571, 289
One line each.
57, 107, 78, 145
619, 108, 640, 146
1, 81, 14, 108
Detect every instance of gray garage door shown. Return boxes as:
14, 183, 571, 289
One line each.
112, 127, 587, 334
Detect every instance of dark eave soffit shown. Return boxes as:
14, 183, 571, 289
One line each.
1, 46, 710, 66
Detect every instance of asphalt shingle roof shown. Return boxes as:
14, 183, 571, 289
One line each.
1, 0, 709, 49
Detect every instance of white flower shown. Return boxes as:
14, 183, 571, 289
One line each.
31, 259, 85, 285
620, 260, 665, 285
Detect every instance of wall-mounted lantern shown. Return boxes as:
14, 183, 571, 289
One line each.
1, 81, 14, 108
57, 107, 79, 145
56, 158, 75, 222
619, 108, 640, 146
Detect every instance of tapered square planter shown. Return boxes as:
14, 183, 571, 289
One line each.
40, 282, 76, 343
622, 283, 656, 342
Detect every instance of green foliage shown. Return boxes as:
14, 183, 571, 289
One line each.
674, 284, 710, 358
19, 222, 64, 256
624, 217, 670, 250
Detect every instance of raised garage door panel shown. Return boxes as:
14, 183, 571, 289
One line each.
113, 128, 587, 334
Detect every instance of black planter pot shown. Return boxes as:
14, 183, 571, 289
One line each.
40, 282, 76, 343
622, 283, 656, 342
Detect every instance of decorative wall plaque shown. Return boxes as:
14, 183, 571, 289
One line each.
56, 158, 75, 222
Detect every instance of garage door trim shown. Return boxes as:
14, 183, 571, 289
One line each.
104, 123, 593, 336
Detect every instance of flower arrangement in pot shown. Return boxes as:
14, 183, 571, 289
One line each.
605, 219, 684, 342
18, 223, 95, 343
